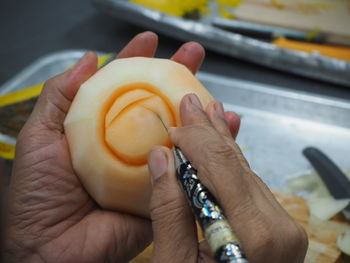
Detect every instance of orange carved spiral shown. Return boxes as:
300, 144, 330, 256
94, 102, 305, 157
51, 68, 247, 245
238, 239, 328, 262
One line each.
101, 82, 177, 166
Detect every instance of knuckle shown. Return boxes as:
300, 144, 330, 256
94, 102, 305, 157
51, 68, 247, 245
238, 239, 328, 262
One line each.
149, 181, 187, 223
284, 221, 308, 256
42, 72, 66, 95
248, 217, 277, 258
43, 76, 59, 91
271, 218, 308, 262
149, 196, 190, 235
206, 141, 235, 161
150, 196, 182, 220
203, 142, 238, 176
284, 220, 305, 241
246, 215, 308, 262
176, 123, 210, 148
222, 186, 255, 217
44, 77, 54, 88
250, 173, 271, 191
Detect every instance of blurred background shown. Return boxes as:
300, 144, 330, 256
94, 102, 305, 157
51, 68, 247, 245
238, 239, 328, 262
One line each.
1, 0, 349, 96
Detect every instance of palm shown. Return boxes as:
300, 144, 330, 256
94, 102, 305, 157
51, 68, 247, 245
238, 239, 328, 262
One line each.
11, 120, 150, 262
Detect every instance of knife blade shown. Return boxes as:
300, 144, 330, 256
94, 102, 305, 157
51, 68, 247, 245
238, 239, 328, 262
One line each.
303, 147, 350, 220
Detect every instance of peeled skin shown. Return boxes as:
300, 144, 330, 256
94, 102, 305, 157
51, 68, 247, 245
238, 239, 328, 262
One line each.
64, 57, 213, 218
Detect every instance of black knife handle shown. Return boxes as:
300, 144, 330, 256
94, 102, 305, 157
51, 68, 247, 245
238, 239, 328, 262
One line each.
303, 147, 350, 199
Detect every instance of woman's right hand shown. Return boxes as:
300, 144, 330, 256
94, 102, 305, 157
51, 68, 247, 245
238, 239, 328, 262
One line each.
147, 94, 308, 263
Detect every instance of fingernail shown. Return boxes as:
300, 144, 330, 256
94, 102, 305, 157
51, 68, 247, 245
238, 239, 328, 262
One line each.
183, 42, 199, 54
141, 30, 155, 36
74, 52, 91, 69
188, 94, 202, 109
138, 31, 157, 41
148, 150, 168, 184
214, 102, 225, 118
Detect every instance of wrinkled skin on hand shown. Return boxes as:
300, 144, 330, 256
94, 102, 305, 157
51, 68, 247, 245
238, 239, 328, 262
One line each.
147, 94, 308, 263
4, 32, 241, 263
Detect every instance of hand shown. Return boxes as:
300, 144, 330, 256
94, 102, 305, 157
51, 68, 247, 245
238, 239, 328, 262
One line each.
4, 32, 240, 263
147, 94, 308, 263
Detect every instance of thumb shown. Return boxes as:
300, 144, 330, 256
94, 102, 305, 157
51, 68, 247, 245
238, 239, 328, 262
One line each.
148, 146, 198, 262
24, 52, 97, 135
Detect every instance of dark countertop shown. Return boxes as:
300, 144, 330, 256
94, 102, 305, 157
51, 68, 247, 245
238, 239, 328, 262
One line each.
1, 0, 349, 99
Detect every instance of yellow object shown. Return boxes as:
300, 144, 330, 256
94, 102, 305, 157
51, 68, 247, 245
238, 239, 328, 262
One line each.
0, 54, 114, 108
298, 3, 335, 14
0, 141, 15, 160
271, 0, 285, 9
217, 0, 242, 8
217, 0, 244, 18
130, 0, 209, 16
306, 29, 321, 41
0, 83, 44, 107
0, 53, 114, 161
97, 53, 114, 68
130, 0, 245, 18
274, 37, 350, 62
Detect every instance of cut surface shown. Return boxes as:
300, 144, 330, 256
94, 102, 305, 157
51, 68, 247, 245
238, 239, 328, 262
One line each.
103, 83, 175, 165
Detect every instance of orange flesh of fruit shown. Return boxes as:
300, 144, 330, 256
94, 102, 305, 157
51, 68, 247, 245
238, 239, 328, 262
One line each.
102, 83, 176, 166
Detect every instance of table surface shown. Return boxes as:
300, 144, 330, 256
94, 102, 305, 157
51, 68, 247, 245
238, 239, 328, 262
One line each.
1, 0, 349, 100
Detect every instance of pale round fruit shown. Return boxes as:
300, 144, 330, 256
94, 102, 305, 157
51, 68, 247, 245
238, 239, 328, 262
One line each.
64, 57, 213, 217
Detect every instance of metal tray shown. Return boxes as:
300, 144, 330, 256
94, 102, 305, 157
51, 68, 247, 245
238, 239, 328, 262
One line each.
1, 50, 350, 191
93, 0, 350, 87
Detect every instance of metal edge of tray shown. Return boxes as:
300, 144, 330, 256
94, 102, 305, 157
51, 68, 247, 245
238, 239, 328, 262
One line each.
93, 0, 350, 87
0, 50, 92, 95
197, 71, 350, 130
1, 49, 349, 134
0, 50, 103, 145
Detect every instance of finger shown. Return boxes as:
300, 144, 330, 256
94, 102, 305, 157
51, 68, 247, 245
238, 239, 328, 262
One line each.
179, 93, 208, 126
206, 102, 244, 160
207, 103, 284, 213
206, 101, 233, 140
171, 42, 205, 74
170, 94, 252, 203
27, 52, 98, 133
148, 146, 198, 262
117, 31, 158, 59
205, 101, 241, 141
225, 111, 241, 140
59, 211, 153, 263
176, 94, 240, 162
176, 94, 244, 171
178, 95, 245, 170
205, 102, 247, 170
175, 95, 280, 212
176, 94, 250, 169
104, 213, 153, 262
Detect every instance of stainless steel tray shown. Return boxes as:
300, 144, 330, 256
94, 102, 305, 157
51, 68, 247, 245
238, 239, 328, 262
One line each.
1, 50, 350, 191
93, 0, 350, 87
